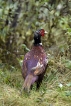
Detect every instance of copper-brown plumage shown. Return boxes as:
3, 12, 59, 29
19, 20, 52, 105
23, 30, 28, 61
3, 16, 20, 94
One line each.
22, 29, 48, 92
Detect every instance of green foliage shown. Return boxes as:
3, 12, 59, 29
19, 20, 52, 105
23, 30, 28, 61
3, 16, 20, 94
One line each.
0, 0, 18, 41
0, 0, 71, 68
0, 69, 22, 89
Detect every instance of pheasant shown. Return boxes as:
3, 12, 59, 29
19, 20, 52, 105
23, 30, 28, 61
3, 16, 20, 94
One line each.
22, 29, 48, 92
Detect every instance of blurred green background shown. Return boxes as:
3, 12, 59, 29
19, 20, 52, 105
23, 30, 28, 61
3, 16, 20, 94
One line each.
0, 0, 71, 69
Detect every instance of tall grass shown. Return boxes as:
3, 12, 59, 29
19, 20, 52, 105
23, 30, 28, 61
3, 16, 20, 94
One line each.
0, 64, 71, 106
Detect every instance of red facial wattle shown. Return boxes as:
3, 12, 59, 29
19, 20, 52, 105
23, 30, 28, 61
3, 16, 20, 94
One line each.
40, 29, 45, 36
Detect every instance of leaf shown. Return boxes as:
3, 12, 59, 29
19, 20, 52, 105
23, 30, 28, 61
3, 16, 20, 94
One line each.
66, 82, 71, 87
65, 91, 71, 96
21, 44, 30, 52
0, 9, 3, 16
65, 60, 71, 69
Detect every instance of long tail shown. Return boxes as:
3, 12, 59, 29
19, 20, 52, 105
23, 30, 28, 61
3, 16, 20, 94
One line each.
23, 74, 37, 92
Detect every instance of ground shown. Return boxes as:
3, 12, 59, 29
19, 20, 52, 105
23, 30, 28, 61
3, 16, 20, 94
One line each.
0, 67, 71, 106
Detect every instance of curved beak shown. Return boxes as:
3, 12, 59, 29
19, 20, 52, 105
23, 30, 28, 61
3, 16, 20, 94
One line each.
44, 31, 48, 34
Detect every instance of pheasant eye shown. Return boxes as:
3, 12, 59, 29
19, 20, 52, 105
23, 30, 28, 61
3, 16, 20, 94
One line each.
40, 29, 45, 36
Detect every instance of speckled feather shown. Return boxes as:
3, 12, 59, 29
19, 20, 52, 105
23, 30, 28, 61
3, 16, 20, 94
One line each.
22, 46, 47, 77
22, 45, 48, 91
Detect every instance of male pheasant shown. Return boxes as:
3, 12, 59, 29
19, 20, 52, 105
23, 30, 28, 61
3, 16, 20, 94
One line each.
22, 29, 48, 92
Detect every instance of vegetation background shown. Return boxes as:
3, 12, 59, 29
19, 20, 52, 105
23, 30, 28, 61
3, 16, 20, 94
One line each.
0, 0, 71, 106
